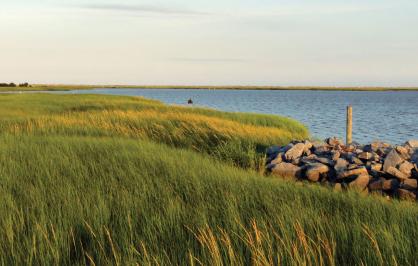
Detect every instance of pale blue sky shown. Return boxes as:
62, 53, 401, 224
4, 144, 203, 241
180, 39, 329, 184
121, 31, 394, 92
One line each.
1, 0, 418, 86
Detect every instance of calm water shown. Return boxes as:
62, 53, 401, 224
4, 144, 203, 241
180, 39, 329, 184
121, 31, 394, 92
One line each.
60, 89, 418, 144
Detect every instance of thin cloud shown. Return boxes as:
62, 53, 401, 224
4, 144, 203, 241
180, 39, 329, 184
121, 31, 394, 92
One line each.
234, 3, 392, 18
81, 4, 210, 16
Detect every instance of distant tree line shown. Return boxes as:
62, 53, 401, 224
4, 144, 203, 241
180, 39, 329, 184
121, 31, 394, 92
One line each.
0, 82, 30, 87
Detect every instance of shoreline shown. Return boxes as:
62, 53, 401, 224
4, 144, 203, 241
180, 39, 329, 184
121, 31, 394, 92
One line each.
1, 84, 418, 92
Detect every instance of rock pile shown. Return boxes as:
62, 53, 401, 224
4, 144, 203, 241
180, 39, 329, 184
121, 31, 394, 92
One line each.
266, 138, 418, 202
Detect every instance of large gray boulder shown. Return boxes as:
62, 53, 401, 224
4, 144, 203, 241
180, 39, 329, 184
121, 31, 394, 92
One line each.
383, 149, 404, 172
398, 161, 414, 177
334, 158, 349, 173
272, 162, 302, 180
285, 143, 306, 161
349, 174, 370, 191
387, 167, 409, 181
396, 146, 410, 160
338, 167, 368, 179
305, 163, 329, 182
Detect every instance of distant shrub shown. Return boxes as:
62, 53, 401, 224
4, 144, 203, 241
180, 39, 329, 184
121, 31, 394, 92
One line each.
0, 82, 17, 87
19, 82, 29, 87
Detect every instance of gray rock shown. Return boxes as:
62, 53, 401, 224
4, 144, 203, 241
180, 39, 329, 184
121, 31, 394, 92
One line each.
291, 158, 301, 165
331, 151, 341, 161
283, 143, 295, 153
300, 154, 318, 164
305, 163, 330, 182
315, 157, 334, 166
358, 152, 373, 161
364, 141, 391, 153
405, 140, 418, 148
272, 162, 302, 180
383, 149, 404, 172
334, 158, 349, 173
372, 153, 381, 162
355, 149, 364, 154
401, 179, 418, 190
285, 143, 306, 161
349, 174, 370, 191
368, 179, 384, 191
314, 146, 331, 155
396, 146, 410, 160
396, 189, 417, 201
370, 163, 383, 172
350, 156, 364, 165
341, 152, 353, 160
338, 167, 368, 180
326, 137, 343, 146
387, 167, 409, 180
382, 179, 400, 191
398, 161, 414, 177
303, 140, 313, 149
271, 153, 284, 165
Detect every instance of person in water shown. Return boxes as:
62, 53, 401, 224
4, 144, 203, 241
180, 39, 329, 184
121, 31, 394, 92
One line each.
188, 98, 193, 104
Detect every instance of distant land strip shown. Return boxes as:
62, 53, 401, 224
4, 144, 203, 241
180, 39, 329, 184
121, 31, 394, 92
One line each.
1, 84, 418, 92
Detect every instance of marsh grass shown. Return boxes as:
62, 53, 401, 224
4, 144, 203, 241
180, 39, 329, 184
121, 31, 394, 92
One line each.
0, 94, 307, 169
0, 136, 416, 265
0, 94, 416, 265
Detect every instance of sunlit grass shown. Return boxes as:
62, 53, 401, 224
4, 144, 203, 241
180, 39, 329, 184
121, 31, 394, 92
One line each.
0, 136, 416, 265
0, 94, 308, 169
0, 94, 416, 265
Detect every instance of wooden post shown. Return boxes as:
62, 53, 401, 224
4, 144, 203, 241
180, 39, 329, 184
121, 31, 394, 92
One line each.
346, 105, 353, 145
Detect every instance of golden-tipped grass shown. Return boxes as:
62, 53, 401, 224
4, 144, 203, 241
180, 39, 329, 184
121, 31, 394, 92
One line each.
6, 109, 299, 145
0, 94, 308, 169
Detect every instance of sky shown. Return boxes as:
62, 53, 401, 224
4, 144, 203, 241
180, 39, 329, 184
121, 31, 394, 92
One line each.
1, 0, 418, 86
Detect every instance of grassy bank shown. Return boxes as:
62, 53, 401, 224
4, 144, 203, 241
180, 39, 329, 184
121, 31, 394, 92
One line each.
1, 136, 417, 265
0, 94, 307, 169
2, 84, 418, 92
0, 94, 416, 265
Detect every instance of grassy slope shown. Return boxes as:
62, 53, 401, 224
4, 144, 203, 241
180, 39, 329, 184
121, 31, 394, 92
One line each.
0, 136, 417, 265
0, 94, 307, 170
0, 94, 416, 265
2, 84, 418, 91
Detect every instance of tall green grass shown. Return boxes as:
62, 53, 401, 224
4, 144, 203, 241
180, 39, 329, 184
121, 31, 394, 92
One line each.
0, 94, 416, 265
0, 136, 417, 265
